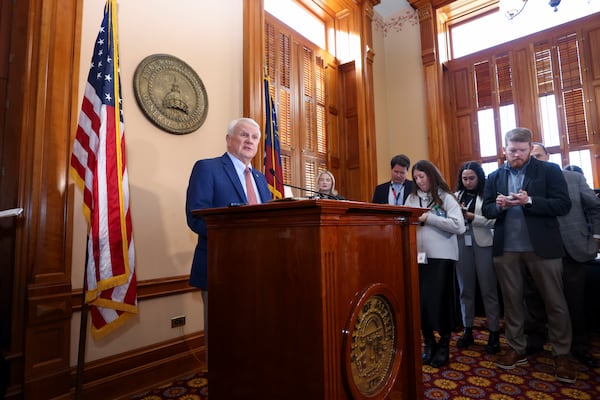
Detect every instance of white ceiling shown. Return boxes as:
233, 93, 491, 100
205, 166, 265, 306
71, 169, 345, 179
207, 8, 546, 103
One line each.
374, 0, 411, 17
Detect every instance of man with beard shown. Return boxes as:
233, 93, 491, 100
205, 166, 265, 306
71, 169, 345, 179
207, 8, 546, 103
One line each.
482, 128, 574, 383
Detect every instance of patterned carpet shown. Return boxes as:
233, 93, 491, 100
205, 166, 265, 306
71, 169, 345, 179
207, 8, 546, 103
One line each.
131, 321, 600, 400
130, 372, 209, 400
422, 320, 600, 400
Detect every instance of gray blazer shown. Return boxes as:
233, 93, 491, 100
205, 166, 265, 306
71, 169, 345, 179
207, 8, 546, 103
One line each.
558, 170, 600, 263
456, 191, 495, 247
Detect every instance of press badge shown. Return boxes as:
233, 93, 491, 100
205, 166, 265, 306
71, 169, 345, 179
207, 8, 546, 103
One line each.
464, 234, 473, 247
417, 252, 427, 264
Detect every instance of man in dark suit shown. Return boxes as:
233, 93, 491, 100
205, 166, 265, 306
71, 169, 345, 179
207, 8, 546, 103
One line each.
482, 128, 574, 383
524, 143, 600, 368
371, 154, 414, 205
185, 117, 272, 361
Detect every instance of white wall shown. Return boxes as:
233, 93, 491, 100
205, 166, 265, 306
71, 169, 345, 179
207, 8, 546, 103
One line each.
71, 0, 244, 364
372, 6, 428, 184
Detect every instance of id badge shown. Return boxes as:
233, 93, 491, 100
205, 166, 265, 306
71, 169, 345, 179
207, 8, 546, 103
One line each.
465, 234, 473, 247
417, 251, 427, 264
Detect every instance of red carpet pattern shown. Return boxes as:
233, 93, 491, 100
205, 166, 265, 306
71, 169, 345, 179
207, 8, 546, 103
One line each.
130, 323, 600, 399
130, 371, 208, 400
422, 322, 600, 400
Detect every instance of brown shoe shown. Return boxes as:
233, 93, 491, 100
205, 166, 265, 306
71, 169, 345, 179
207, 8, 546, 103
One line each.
555, 355, 577, 384
495, 348, 527, 370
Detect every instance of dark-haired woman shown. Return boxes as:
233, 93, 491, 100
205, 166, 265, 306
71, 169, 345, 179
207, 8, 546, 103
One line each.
405, 160, 465, 368
455, 162, 501, 354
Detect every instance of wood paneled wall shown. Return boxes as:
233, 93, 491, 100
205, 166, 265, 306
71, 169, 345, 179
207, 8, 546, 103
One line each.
3, 0, 80, 397
2, 0, 381, 398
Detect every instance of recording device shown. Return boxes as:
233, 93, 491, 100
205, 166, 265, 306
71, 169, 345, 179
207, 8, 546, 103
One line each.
268, 168, 337, 200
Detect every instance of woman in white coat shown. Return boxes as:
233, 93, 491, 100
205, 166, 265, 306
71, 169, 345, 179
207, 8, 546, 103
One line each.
405, 160, 465, 368
454, 162, 501, 354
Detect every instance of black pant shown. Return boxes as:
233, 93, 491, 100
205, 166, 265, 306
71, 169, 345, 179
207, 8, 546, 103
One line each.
563, 256, 589, 352
419, 258, 456, 336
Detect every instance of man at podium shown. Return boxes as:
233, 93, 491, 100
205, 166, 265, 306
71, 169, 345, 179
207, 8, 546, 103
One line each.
185, 117, 272, 361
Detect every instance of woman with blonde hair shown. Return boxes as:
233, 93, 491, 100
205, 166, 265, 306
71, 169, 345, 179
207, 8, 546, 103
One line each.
315, 170, 344, 200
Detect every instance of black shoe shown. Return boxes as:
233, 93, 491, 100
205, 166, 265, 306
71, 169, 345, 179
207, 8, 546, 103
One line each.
422, 338, 437, 365
430, 334, 450, 368
572, 350, 599, 368
486, 330, 500, 354
456, 327, 474, 349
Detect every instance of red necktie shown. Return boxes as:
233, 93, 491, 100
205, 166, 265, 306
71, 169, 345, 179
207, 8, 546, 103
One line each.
245, 167, 258, 205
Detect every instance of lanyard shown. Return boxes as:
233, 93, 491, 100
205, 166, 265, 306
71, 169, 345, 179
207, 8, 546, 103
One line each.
391, 184, 403, 205
418, 196, 434, 209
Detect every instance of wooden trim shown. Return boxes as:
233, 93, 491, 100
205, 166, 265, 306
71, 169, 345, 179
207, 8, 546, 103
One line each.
243, 0, 264, 123
358, 0, 379, 201
70, 275, 197, 311
72, 332, 205, 400
243, 0, 266, 170
10, 1, 81, 398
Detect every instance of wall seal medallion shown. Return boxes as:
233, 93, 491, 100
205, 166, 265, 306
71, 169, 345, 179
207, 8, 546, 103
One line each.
133, 54, 208, 135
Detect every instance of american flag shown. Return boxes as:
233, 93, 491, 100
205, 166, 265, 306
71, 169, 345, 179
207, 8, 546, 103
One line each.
70, 0, 137, 339
264, 76, 285, 199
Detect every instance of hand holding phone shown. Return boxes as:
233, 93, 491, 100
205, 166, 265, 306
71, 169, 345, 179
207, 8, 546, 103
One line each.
497, 192, 515, 201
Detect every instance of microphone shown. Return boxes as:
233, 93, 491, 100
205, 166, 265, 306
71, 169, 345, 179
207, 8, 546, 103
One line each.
268, 168, 337, 200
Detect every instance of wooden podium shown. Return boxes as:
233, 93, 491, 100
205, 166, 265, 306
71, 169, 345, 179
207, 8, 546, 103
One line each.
195, 199, 423, 400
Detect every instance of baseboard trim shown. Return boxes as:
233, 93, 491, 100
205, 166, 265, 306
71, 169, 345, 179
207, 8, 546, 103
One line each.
72, 331, 206, 399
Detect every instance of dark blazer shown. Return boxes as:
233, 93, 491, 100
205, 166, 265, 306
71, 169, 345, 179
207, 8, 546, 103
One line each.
371, 180, 415, 205
482, 157, 571, 258
185, 153, 272, 289
558, 170, 600, 262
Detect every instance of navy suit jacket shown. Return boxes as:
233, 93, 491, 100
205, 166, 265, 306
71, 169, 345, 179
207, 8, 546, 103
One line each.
186, 153, 272, 289
482, 157, 571, 258
371, 180, 415, 205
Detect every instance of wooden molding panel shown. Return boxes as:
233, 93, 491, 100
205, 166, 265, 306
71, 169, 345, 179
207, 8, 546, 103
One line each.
71, 275, 197, 310
73, 333, 205, 400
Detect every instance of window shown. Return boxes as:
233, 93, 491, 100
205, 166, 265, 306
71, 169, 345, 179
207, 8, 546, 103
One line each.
264, 0, 326, 49
447, 1, 600, 59
534, 32, 594, 182
472, 54, 516, 164
247, 0, 379, 201
265, 15, 331, 192
445, 14, 600, 186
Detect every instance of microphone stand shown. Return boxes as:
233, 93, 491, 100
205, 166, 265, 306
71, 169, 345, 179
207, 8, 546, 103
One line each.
268, 169, 337, 200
